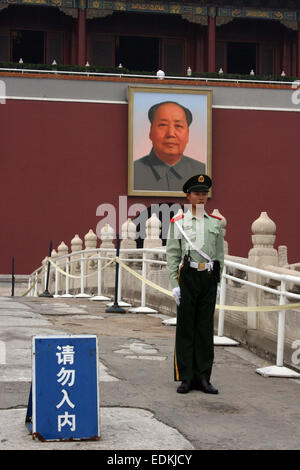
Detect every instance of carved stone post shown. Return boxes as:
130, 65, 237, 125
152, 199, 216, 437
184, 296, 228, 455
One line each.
100, 224, 115, 292
248, 212, 278, 329
278, 246, 288, 267
57, 241, 68, 293
100, 224, 115, 252
144, 214, 162, 249
120, 218, 137, 250
84, 229, 97, 289
70, 234, 83, 292
144, 213, 162, 274
120, 218, 137, 271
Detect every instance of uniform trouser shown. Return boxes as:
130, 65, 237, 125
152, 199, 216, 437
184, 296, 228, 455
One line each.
174, 267, 217, 382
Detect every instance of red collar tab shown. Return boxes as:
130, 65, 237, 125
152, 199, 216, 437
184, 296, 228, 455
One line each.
209, 213, 222, 220
170, 214, 185, 223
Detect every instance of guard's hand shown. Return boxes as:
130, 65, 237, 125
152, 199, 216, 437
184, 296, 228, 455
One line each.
217, 286, 221, 299
172, 287, 181, 306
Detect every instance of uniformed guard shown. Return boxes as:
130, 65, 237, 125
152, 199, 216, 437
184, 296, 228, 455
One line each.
166, 174, 224, 394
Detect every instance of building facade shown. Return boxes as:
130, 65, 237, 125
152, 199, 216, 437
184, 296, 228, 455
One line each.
0, 1, 300, 274
0, 0, 300, 76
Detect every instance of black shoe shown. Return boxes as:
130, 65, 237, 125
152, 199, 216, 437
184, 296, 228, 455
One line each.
196, 378, 219, 394
177, 380, 192, 394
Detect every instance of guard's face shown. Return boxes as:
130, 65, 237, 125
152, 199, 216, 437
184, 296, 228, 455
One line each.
186, 191, 209, 206
149, 103, 189, 163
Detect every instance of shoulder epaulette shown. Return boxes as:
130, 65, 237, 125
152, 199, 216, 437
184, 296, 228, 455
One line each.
209, 213, 222, 220
170, 214, 184, 223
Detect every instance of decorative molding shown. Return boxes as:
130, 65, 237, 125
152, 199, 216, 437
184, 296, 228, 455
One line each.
86, 7, 112, 17
280, 19, 298, 31
86, 1, 207, 16
216, 16, 233, 26
182, 13, 207, 25
58, 6, 78, 16
217, 6, 298, 22
0, 0, 77, 8
0, 0, 299, 23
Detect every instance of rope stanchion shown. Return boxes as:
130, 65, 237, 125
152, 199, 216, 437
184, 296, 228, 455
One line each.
39, 240, 53, 298
106, 235, 126, 314
11, 256, 15, 297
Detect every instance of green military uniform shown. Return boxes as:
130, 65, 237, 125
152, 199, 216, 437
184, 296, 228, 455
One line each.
166, 174, 224, 392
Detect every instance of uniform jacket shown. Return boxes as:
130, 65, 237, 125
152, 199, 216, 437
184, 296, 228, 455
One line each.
166, 210, 224, 289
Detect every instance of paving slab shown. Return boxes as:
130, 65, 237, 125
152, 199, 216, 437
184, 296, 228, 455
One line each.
0, 408, 194, 450
0, 295, 300, 451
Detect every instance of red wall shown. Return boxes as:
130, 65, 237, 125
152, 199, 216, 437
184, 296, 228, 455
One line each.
1, 98, 299, 274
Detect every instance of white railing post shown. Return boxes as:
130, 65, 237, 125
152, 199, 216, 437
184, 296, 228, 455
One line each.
75, 252, 90, 298
129, 249, 158, 314
97, 252, 102, 296
54, 261, 59, 297
61, 256, 73, 298
214, 265, 239, 346
257, 277, 300, 378
28, 277, 32, 297
141, 250, 146, 307
276, 279, 286, 367
66, 258, 70, 296
117, 263, 122, 302
89, 251, 110, 301
217, 267, 226, 337
80, 253, 84, 293
34, 273, 38, 297
115, 251, 131, 307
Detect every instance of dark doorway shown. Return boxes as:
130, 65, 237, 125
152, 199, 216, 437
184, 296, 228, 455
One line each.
116, 36, 159, 73
12, 30, 44, 64
227, 42, 257, 74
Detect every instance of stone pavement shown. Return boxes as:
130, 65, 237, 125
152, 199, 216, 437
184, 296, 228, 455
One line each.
1, 294, 300, 451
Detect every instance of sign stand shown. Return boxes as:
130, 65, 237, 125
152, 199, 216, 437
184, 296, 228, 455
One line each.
25, 384, 33, 433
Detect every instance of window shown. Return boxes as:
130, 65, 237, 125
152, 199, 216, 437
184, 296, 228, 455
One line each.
90, 35, 114, 67
260, 45, 274, 75
0, 32, 9, 61
46, 31, 64, 64
12, 30, 44, 63
116, 36, 159, 72
163, 39, 184, 75
227, 42, 257, 74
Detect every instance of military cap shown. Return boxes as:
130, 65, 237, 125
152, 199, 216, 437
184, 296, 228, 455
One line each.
182, 174, 212, 193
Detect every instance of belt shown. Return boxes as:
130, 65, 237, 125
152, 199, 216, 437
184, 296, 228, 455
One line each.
189, 261, 214, 271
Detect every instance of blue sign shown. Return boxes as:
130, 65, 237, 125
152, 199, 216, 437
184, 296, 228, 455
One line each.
30, 335, 100, 441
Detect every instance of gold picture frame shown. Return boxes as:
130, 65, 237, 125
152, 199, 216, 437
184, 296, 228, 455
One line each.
128, 86, 212, 197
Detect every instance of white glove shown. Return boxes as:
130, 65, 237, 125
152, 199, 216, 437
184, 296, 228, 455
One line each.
217, 286, 221, 299
172, 287, 181, 306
